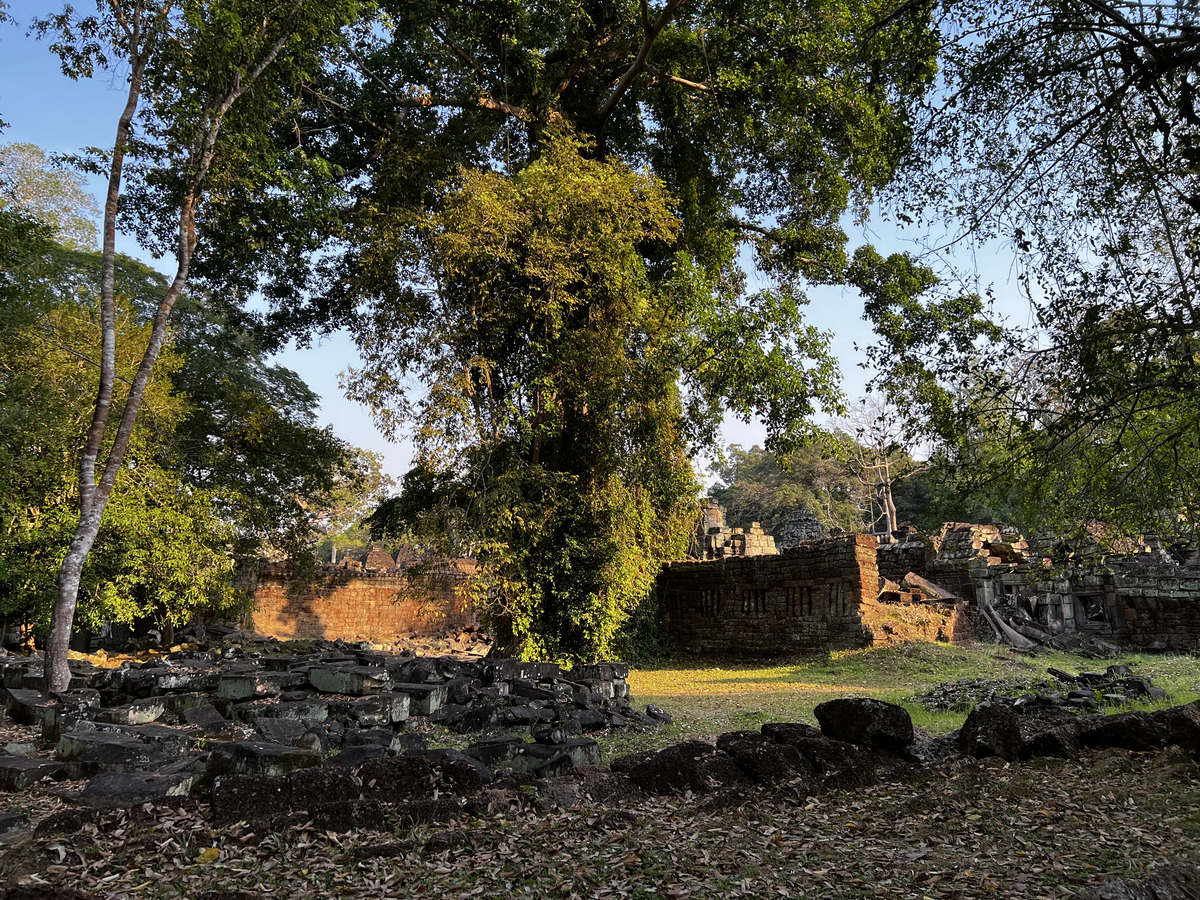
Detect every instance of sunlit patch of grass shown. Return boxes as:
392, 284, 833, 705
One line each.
617, 643, 1200, 753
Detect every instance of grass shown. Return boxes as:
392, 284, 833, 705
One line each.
609, 642, 1200, 757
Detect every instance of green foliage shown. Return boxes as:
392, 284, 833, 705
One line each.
364, 139, 699, 661
13, 218, 376, 564
0, 142, 99, 250
167, 296, 375, 561
0, 225, 239, 632
878, 0, 1200, 539
710, 440, 869, 536
186, 0, 944, 658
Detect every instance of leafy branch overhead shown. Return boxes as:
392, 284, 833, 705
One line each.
873, 0, 1200, 539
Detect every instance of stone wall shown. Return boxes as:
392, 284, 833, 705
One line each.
876, 538, 934, 584
660, 535, 881, 655
245, 562, 475, 642
1114, 565, 1200, 650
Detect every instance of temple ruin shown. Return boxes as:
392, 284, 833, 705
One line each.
659, 505, 1200, 656
240, 550, 475, 642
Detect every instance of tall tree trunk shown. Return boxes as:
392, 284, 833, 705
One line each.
43, 17, 151, 692
42, 2, 312, 692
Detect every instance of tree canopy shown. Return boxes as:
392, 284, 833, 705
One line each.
35, 0, 361, 690
858, 0, 1200, 541
184, 0, 944, 661
0, 141, 99, 250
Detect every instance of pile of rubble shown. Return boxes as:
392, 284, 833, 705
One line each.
0, 635, 670, 815
912, 664, 1171, 712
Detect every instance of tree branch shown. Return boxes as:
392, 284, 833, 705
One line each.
597, 0, 692, 122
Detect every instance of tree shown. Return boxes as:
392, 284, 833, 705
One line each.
0, 142, 100, 250
361, 139, 705, 660
166, 295, 379, 562
193, 0, 941, 659
835, 394, 929, 535
709, 440, 870, 536
877, 0, 1200, 538
0, 218, 239, 641
0, 141, 382, 641
38, 0, 358, 692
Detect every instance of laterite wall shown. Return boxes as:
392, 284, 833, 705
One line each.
659, 534, 882, 655
245, 563, 475, 642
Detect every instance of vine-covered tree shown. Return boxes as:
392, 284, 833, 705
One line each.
197, 0, 942, 660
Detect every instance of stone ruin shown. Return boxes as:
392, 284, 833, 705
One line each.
662, 533, 973, 655
774, 505, 826, 548
5, 636, 1200, 875
239, 552, 477, 644
690, 499, 778, 559
661, 510, 1200, 656
0, 630, 669, 819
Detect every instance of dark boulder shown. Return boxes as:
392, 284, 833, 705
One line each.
813, 698, 913, 751
715, 731, 813, 786
959, 702, 1023, 761
761, 721, 877, 783
1077, 711, 1164, 752
613, 740, 752, 795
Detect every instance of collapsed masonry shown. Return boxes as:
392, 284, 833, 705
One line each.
661, 509, 1200, 656
691, 499, 778, 559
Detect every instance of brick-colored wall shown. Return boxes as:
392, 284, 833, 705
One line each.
247, 564, 475, 642
659, 535, 882, 655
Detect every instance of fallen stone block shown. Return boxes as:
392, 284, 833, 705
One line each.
814, 698, 914, 752
207, 740, 321, 777
390, 683, 448, 716
901, 572, 959, 600
2, 688, 55, 726
482, 660, 562, 684
309, 666, 392, 696
327, 744, 389, 767
92, 723, 198, 757
613, 740, 752, 795
182, 703, 229, 734
94, 696, 169, 726
509, 681, 561, 703
237, 699, 330, 724
153, 665, 219, 693
56, 731, 166, 775
1077, 711, 1164, 752
959, 702, 1022, 760
217, 672, 292, 701
253, 717, 308, 745
716, 731, 812, 785
761, 722, 878, 783
77, 771, 196, 808
0, 758, 66, 792
310, 798, 388, 833
328, 692, 410, 728
411, 748, 495, 790
288, 766, 362, 808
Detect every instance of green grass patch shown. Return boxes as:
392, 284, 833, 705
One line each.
615, 642, 1200, 754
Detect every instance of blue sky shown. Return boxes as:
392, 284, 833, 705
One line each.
0, 3, 1027, 486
